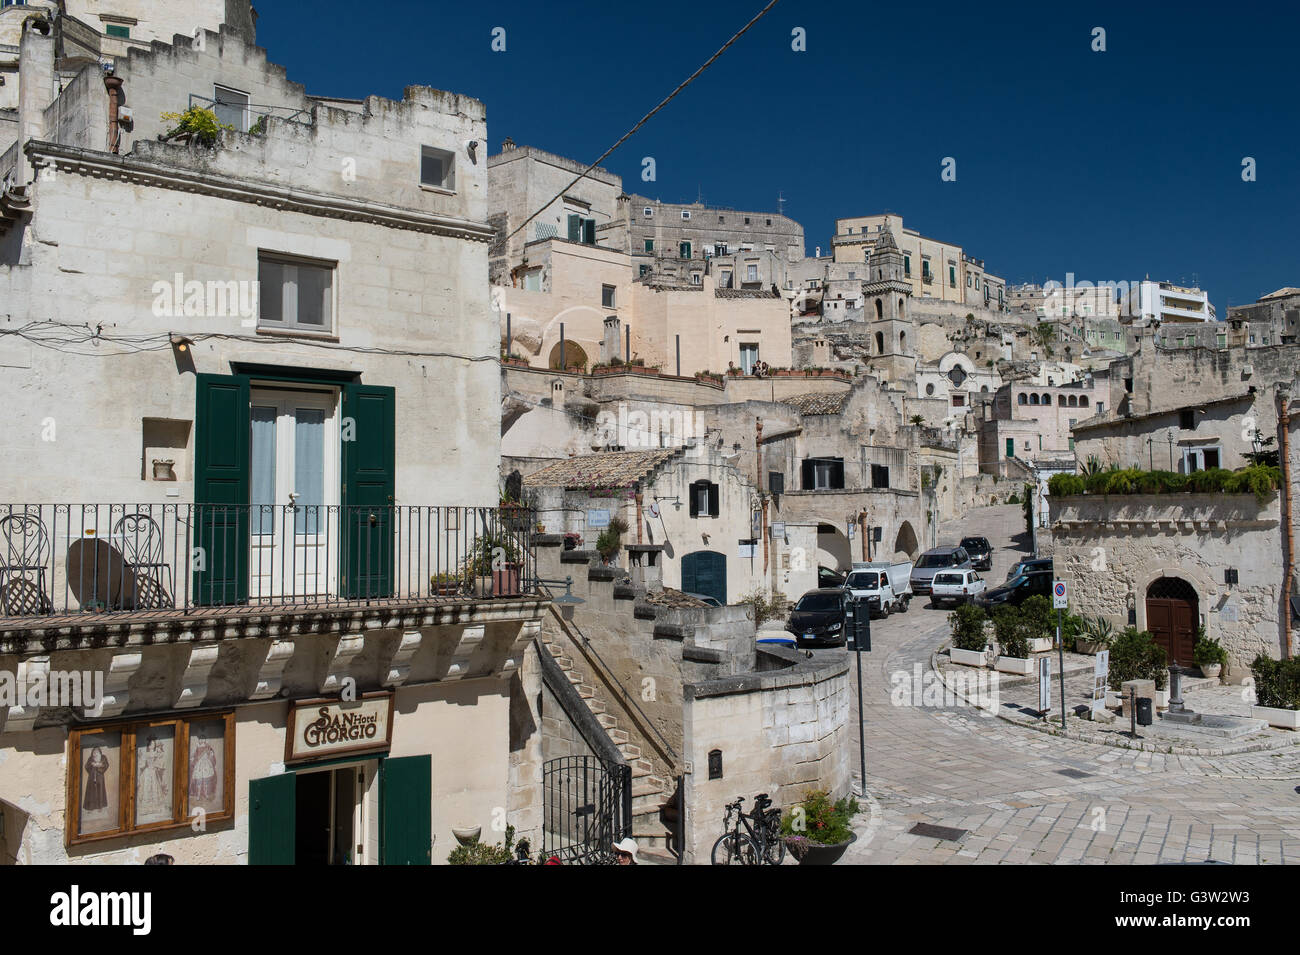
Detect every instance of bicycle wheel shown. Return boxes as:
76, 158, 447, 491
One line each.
763, 816, 787, 865
711, 831, 760, 865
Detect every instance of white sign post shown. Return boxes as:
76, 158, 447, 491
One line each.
1052, 579, 1067, 728
1092, 649, 1110, 717
1038, 657, 1052, 715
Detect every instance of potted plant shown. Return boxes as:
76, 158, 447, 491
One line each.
991, 605, 1034, 675
1193, 627, 1227, 681
563, 532, 582, 551
780, 789, 859, 865
466, 528, 523, 597
1249, 655, 1300, 729
1020, 595, 1054, 653
447, 825, 517, 865
430, 571, 462, 597
1075, 615, 1114, 655
158, 106, 233, 147
595, 516, 628, 566
1107, 627, 1169, 706
948, 602, 990, 667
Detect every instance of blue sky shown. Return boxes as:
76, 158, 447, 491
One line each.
259, 0, 1298, 316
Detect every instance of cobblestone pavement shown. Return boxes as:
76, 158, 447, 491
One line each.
838, 505, 1300, 865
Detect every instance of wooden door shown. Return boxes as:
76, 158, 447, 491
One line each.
1146, 597, 1196, 665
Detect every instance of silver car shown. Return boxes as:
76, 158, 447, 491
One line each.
909, 545, 973, 597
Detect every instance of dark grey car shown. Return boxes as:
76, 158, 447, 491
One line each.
909, 546, 973, 597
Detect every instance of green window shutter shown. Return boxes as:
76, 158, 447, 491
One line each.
342, 383, 396, 599
567, 214, 580, 241
582, 218, 595, 244
380, 755, 431, 865
194, 373, 250, 605
248, 773, 296, 864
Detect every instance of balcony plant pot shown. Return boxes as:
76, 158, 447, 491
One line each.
950, 647, 990, 668
995, 656, 1035, 676
1199, 663, 1222, 680
1250, 705, 1300, 729
430, 576, 461, 597
492, 562, 522, 597
784, 832, 856, 866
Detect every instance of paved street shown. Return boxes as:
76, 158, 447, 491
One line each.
840, 505, 1300, 864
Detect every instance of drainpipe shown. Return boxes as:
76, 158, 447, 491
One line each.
756, 417, 767, 576
1280, 387, 1294, 659
104, 72, 124, 154
634, 486, 643, 546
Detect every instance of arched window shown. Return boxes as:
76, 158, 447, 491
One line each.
1079, 395, 1089, 407
899, 330, 907, 350
1059, 395, 1067, 406
1041, 393, 1051, 405
874, 298, 883, 320
1018, 393, 1028, 406
875, 331, 885, 354
898, 297, 905, 314
1029, 394, 1039, 406
980, 385, 989, 393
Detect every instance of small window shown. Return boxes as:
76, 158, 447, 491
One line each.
420, 145, 456, 191
639, 264, 650, 277
870, 464, 890, 488
602, 285, 616, 309
952, 393, 965, 407
718, 215, 725, 223
681, 210, 691, 220
765, 218, 772, 226
739, 343, 759, 374
689, 480, 720, 518
691, 273, 702, 286
744, 217, 751, 225
679, 241, 692, 259
644, 239, 654, 253
1180, 409, 1195, 430
720, 270, 732, 288
523, 269, 542, 292
213, 85, 250, 133
643, 207, 653, 217
259, 254, 335, 333
747, 265, 758, 282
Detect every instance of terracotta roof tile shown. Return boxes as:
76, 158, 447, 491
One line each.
522, 449, 682, 490
782, 392, 850, 415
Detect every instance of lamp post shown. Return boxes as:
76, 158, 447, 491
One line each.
537, 576, 585, 621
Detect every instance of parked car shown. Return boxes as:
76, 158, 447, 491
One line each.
975, 570, 1054, 610
842, 561, 913, 617
959, 536, 993, 571
1006, 557, 1053, 582
785, 588, 848, 648
818, 566, 846, 589
930, 570, 986, 607
909, 545, 973, 598
683, 592, 723, 608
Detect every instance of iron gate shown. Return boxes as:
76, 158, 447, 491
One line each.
542, 755, 631, 864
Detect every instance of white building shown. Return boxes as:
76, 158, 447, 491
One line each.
1123, 280, 1216, 325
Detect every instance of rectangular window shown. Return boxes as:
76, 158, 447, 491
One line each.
967, 275, 972, 287
639, 264, 650, 277
259, 253, 335, 333
689, 480, 720, 518
747, 264, 758, 282
420, 145, 456, 191
949, 266, 956, 288
1006, 438, 1015, 458
567, 215, 596, 244
643, 207, 653, 216
904, 256, 910, 277
681, 210, 691, 220
679, 241, 692, 259
644, 239, 654, 253
691, 273, 702, 286
523, 269, 542, 291
870, 464, 890, 488
739, 343, 759, 374
801, 457, 845, 490
952, 393, 965, 407
1180, 409, 1195, 430
213, 85, 250, 133
601, 284, 616, 308
720, 270, 732, 288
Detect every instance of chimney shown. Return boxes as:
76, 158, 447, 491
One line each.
601, 315, 620, 364
17, 14, 55, 186
501, 137, 516, 151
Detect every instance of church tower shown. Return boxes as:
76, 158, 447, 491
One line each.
861, 226, 915, 381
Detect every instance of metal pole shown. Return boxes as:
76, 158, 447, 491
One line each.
1057, 607, 1066, 730
625, 325, 630, 364
676, 334, 681, 377
559, 322, 565, 371
505, 312, 511, 357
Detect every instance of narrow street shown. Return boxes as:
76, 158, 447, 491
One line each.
840, 505, 1300, 864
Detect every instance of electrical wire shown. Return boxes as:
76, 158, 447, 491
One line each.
504, 0, 782, 244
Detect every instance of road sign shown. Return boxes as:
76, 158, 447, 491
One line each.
1052, 579, 1068, 609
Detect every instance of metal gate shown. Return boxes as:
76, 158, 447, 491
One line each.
542, 755, 631, 864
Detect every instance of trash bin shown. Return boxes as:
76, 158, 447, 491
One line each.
1136, 697, 1153, 726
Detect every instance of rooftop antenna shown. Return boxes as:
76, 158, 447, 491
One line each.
696, 184, 703, 205
777, 191, 785, 217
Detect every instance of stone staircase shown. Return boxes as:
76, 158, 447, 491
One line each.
540, 626, 676, 847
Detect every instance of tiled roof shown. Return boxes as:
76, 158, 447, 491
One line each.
783, 392, 850, 415
523, 449, 681, 490
715, 288, 781, 299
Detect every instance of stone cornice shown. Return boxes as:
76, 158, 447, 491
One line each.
24, 141, 497, 244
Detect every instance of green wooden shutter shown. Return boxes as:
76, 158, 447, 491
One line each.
582, 218, 595, 244
380, 755, 431, 865
248, 773, 296, 864
194, 373, 250, 605
341, 383, 396, 599
567, 214, 581, 241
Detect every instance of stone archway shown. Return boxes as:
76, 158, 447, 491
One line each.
816, 523, 852, 575
893, 521, 919, 560
1145, 576, 1198, 666
548, 341, 589, 371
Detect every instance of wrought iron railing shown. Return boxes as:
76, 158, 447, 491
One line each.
187, 93, 313, 132
542, 755, 631, 864
0, 503, 537, 620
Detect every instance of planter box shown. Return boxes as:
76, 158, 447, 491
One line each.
950, 647, 990, 668
1251, 705, 1300, 729
492, 562, 522, 597
996, 656, 1035, 676
1029, 637, 1053, 654
1154, 689, 1169, 710
785, 833, 856, 865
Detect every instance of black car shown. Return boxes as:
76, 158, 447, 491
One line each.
975, 570, 1053, 610
818, 566, 846, 589
1006, 557, 1053, 582
960, 536, 993, 571
786, 589, 848, 647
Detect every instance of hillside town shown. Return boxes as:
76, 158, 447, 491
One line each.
0, 0, 1297, 878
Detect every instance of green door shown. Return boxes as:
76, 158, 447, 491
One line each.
682, 550, 726, 605
341, 384, 396, 599
194, 374, 251, 605
248, 773, 296, 864
380, 755, 431, 865
1005, 438, 1015, 459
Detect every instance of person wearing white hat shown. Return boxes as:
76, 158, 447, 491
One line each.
613, 837, 638, 864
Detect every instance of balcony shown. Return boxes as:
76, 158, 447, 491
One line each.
0, 504, 539, 634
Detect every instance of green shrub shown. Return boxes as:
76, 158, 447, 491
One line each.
1222, 464, 1282, 504
1250, 655, 1300, 710
1020, 595, 1054, 643
1078, 614, 1114, 650
1187, 467, 1229, 494
1059, 611, 1089, 653
1193, 628, 1227, 669
448, 825, 516, 865
780, 789, 859, 846
159, 106, 233, 146
949, 602, 988, 652
1102, 468, 1143, 495
1108, 627, 1168, 690
741, 588, 787, 626
991, 605, 1032, 658
1049, 473, 1085, 497
595, 516, 629, 562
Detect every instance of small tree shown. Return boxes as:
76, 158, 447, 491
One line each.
991, 605, 1032, 659
949, 602, 988, 652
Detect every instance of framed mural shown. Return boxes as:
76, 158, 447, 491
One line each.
66, 711, 235, 846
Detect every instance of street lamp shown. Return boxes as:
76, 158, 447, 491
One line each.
538, 575, 585, 622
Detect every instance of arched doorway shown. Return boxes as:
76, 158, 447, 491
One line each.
816, 523, 852, 576
1145, 577, 1198, 665
547, 341, 589, 371
682, 550, 726, 605
893, 521, 919, 560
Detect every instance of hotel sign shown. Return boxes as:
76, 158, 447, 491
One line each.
285, 693, 394, 763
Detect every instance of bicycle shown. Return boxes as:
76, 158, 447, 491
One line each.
711, 793, 786, 865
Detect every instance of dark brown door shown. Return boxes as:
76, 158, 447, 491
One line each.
1146, 597, 1196, 665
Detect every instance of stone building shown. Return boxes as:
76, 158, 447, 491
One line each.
0, 3, 547, 865
978, 377, 1107, 476
1226, 287, 1300, 345
618, 193, 804, 276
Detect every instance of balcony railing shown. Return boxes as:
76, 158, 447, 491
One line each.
0, 504, 538, 624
